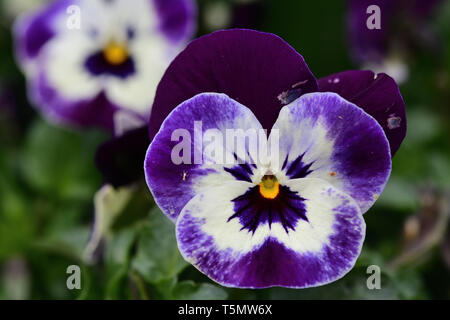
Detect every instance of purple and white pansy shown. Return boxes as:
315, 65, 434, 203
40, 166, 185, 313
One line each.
14, 0, 196, 133
144, 29, 405, 288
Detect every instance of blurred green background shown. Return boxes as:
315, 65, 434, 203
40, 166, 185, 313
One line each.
0, 0, 449, 300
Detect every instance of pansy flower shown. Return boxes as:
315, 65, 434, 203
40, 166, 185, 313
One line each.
14, 0, 196, 133
347, 0, 442, 83
144, 29, 406, 288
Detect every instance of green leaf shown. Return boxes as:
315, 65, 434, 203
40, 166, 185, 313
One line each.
21, 119, 106, 200
106, 227, 138, 267
402, 109, 441, 147
104, 266, 129, 300
170, 281, 228, 300
376, 176, 419, 211
132, 208, 188, 283
34, 226, 91, 261
104, 227, 139, 299
152, 278, 228, 300
0, 181, 34, 260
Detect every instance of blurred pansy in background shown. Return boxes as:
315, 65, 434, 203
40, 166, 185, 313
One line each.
11, 0, 197, 266
14, 0, 196, 134
144, 29, 404, 288
347, 0, 443, 83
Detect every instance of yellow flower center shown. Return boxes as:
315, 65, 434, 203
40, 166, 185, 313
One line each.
259, 175, 280, 199
103, 41, 128, 65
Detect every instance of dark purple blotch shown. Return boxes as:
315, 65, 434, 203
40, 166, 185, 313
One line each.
229, 185, 308, 234
84, 51, 136, 79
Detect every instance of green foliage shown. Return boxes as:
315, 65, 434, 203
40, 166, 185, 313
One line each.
132, 208, 188, 284
21, 120, 106, 201
0, 180, 33, 260
169, 281, 228, 300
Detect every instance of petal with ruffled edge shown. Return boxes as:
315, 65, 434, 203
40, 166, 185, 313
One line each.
270, 92, 391, 213
149, 29, 318, 140
319, 70, 406, 156
176, 178, 365, 288
145, 93, 263, 221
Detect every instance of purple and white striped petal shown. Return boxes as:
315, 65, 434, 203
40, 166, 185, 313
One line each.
176, 178, 365, 288
145, 93, 263, 221
270, 92, 391, 213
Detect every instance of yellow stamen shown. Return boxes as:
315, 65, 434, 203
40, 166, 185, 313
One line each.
103, 41, 128, 65
259, 175, 280, 199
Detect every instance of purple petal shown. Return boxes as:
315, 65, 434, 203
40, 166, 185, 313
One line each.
30, 71, 119, 130
95, 126, 150, 188
149, 29, 318, 141
145, 93, 263, 221
318, 70, 406, 156
176, 179, 365, 288
271, 92, 391, 213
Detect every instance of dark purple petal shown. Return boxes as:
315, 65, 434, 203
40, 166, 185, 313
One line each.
229, 184, 308, 234
95, 126, 150, 187
318, 70, 406, 156
84, 51, 136, 79
29, 71, 119, 130
149, 29, 318, 140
